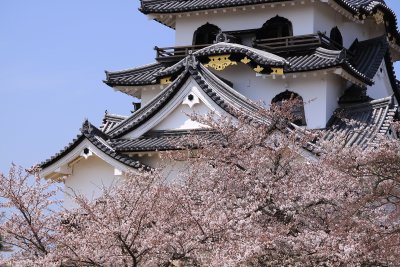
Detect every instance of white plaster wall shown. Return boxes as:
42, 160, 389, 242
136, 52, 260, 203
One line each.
123, 77, 228, 139
175, 4, 314, 45
64, 155, 119, 209
286, 76, 329, 129
141, 89, 162, 106
174, 2, 386, 47
325, 75, 344, 124
208, 63, 332, 128
314, 2, 386, 48
132, 153, 188, 183
367, 60, 394, 100
152, 101, 210, 130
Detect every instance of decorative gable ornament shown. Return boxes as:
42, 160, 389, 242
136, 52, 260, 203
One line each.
183, 52, 199, 69
271, 68, 284, 75
241, 56, 251, 64
373, 10, 385, 25
182, 92, 200, 108
204, 54, 237, 71
254, 65, 264, 73
160, 76, 172, 85
80, 147, 93, 159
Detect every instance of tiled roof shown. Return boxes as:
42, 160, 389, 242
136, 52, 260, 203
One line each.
40, 134, 86, 169
384, 51, 400, 102
285, 48, 345, 72
107, 96, 397, 154
161, 45, 373, 84
100, 112, 127, 133
285, 46, 387, 85
195, 42, 287, 66
104, 62, 166, 86
104, 33, 393, 88
107, 55, 268, 138
158, 42, 287, 78
109, 130, 224, 152
140, 0, 386, 14
107, 67, 192, 138
140, 0, 400, 45
40, 120, 150, 171
349, 35, 388, 80
322, 96, 397, 147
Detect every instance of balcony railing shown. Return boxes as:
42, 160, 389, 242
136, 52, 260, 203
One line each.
155, 44, 209, 62
155, 33, 344, 61
253, 32, 343, 52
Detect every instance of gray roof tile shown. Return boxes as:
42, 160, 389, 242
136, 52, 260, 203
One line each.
40, 120, 151, 171
323, 96, 397, 147
139, 0, 376, 14
348, 35, 388, 80
100, 112, 127, 133
110, 129, 224, 152
285, 47, 373, 85
105, 40, 383, 88
107, 54, 269, 138
140, 0, 400, 44
104, 62, 166, 86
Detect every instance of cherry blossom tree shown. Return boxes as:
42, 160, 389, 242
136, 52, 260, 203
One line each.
0, 165, 60, 266
0, 102, 399, 266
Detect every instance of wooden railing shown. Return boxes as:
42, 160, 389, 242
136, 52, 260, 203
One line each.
253, 32, 343, 52
155, 33, 344, 61
155, 44, 209, 61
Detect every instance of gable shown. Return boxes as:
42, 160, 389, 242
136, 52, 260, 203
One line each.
368, 58, 396, 101
40, 138, 140, 180
64, 154, 119, 209
123, 77, 227, 138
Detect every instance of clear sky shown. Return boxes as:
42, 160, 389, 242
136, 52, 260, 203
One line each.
0, 0, 400, 173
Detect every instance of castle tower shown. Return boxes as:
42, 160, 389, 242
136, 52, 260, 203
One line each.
40, 0, 400, 207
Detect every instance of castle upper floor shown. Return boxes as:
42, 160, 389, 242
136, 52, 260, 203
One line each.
141, 0, 400, 61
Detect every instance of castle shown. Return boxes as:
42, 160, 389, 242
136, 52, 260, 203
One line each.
40, 0, 400, 207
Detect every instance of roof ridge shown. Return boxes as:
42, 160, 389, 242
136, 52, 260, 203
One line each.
40, 120, 151, 171
159, 42, 287, 77
108, 68, 192, 138
139, 0, 400, 46
338, 96, 393, 110
105, 62, 162, 75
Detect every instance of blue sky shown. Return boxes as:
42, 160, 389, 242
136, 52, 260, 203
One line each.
0, 0, 399, 173
0, 0, 174, 172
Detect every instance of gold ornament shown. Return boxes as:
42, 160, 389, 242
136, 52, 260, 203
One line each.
254, 65, 264, 73
271, 68, 284, 75
160, 76, 172, 85
240, 56, 251, 64
373, 10, 385, 25
204, 54, 237, 71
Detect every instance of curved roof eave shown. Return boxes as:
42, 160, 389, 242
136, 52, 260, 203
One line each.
104, 62, 166, 87
107, 55, 272, 139
39, 120, 151, 174
158, 42, 287, 77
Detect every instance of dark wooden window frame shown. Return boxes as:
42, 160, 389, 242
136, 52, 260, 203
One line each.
256, 15, 293, 40
193, 23, 221, 45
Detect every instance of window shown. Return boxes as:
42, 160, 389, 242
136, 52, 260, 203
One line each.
330, 26, 343, 48
256, 16, 293, 40
193, 23, 221, 45
271, 91, 306, 126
